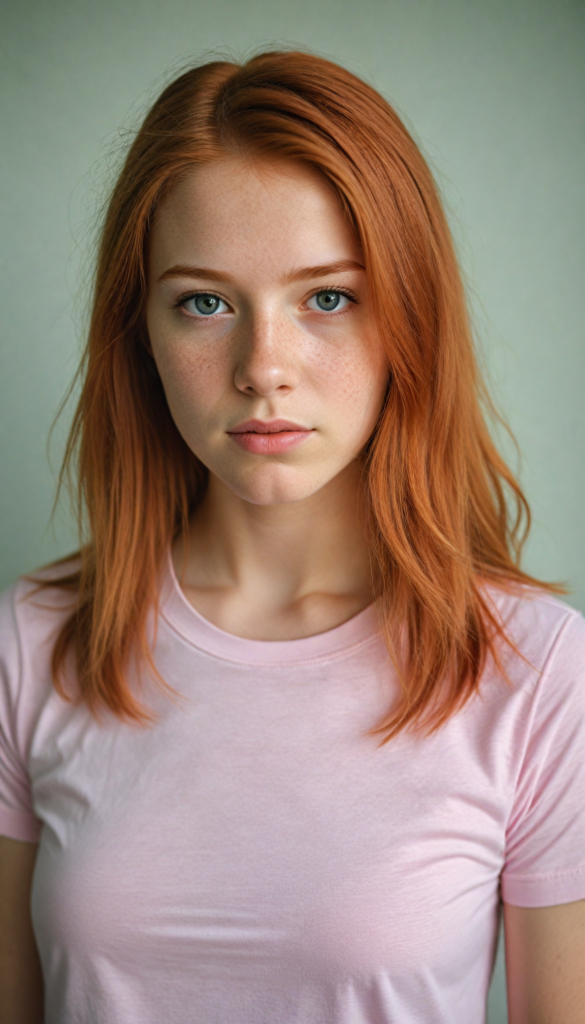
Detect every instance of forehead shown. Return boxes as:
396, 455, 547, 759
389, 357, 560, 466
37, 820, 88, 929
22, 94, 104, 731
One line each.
148, 157, 362, 279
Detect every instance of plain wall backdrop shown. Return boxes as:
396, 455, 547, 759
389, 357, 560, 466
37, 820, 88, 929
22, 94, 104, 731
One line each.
1, 1, 584, 1021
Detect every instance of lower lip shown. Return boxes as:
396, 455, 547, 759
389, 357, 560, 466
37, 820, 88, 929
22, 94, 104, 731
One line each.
228, 430, 313, 453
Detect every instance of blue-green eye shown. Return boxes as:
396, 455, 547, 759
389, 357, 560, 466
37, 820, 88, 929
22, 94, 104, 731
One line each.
181, 293, 228, 316
307, 289, 352, 312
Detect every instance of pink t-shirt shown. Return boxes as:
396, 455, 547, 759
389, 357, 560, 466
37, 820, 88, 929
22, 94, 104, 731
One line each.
1, 554, 585, 1024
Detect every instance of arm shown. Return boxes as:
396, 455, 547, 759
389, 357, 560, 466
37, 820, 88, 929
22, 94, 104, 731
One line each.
0, 835, 44, 1023
503, 898, 585, 1024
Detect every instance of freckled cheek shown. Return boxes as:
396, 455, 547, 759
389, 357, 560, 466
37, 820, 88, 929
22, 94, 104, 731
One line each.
310, 343, 388, 424
154, 341, 229, 432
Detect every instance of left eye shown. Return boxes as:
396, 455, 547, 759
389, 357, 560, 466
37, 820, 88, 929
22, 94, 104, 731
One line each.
307, 290, 351, 312
182, 294, 229, 316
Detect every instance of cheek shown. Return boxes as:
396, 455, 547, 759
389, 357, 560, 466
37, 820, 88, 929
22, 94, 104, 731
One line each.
153, 337, 229, 428
312, 338, 389, 425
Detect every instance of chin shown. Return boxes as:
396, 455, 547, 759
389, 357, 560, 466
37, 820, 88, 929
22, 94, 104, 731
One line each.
224, 465, 333, 506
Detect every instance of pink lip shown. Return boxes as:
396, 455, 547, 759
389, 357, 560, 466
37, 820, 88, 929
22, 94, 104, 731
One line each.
229, 419, 310, 433
227, 419, 313, 454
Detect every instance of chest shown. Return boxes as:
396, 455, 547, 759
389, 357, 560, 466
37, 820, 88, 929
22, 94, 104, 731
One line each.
28, 664, 508, 985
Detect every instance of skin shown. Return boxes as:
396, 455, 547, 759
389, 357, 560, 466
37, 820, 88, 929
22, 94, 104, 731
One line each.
146, 156, 390, 640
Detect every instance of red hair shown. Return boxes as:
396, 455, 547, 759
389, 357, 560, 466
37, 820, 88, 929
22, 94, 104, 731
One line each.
32, 49, 565, 744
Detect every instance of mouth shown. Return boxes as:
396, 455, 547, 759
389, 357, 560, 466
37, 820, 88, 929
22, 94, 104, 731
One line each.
227, 419, 311, 434
226, 419, 314, 454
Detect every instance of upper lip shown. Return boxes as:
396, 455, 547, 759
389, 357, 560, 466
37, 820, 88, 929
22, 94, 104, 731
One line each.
228, 419, 312, 434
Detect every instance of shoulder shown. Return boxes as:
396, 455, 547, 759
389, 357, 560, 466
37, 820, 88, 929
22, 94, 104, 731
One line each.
0, 556, 81, 673
480, 580, 585, 680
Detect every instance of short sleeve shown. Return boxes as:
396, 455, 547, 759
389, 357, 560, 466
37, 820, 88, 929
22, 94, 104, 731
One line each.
0, 584, 43, 842
501, 610, 585, 907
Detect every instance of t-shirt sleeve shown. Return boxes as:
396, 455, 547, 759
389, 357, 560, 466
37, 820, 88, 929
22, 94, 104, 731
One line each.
501, 608, 585, 907
0, 584, 43, 842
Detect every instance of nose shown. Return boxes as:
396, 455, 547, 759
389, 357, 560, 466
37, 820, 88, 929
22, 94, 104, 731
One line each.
233, 307, 300, 397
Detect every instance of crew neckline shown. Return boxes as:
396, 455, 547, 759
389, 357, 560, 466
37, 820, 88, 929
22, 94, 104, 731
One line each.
158, 547, 381, 666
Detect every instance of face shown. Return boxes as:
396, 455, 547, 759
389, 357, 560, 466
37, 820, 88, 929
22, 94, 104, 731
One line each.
146, 157, 390, 506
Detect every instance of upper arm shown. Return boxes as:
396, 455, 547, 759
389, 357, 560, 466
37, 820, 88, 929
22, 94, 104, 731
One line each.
503, 898, 585, 1024
0, 834, 44, 1023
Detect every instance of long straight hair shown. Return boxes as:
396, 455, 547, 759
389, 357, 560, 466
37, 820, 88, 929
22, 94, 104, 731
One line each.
32, 49, 565, 744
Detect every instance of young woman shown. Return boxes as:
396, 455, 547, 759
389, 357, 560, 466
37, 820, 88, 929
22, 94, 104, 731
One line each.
1, 50, 584, 1024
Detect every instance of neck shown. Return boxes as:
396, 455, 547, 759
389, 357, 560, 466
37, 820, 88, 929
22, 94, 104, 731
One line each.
172, 459, 377, 630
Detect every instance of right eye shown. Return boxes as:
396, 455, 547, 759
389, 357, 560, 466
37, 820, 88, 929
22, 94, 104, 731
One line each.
181, 293, 229, 317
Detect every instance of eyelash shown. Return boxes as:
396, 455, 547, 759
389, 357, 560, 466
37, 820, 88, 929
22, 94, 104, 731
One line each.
174, 286, 359, 319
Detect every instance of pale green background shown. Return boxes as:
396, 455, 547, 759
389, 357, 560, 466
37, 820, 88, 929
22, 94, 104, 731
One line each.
1, 1, 584, 1020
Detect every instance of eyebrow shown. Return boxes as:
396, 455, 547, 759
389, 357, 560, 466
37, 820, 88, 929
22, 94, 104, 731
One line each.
157, 258, 366, 284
